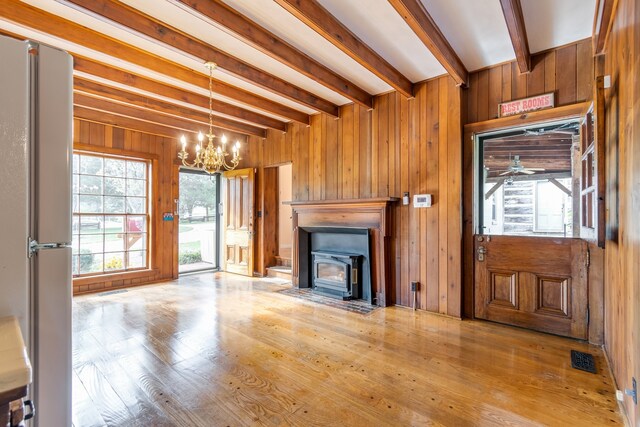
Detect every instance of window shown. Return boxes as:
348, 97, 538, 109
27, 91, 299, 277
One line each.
478, 120, 579, 238
72, 152, 150, 277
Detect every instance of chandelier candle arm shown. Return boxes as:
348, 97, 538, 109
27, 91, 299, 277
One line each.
177, 61, 241, 174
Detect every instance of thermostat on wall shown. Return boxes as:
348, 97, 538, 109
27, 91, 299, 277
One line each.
413, 194, 432, 208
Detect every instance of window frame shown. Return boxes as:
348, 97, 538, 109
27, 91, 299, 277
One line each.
72, 150, 152, 278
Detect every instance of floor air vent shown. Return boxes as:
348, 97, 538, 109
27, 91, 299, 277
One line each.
570, 350, 596, 373
97, 289, 128, 297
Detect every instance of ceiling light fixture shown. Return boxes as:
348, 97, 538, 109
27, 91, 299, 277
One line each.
177, 61, 240, 174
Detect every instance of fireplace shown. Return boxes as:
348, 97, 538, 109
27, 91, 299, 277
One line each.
290, 198, 397, 306
296, 226, 373, 303
312, 251, 361, 300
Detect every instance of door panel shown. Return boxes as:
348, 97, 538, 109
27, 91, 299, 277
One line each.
474, 235, 587, 339
223, 168, 254, 276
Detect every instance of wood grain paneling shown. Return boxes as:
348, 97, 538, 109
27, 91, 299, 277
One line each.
72, 119, 179, 295
467, 38, 593, 122
242, 76, 463, 317
602, 0, 640, 424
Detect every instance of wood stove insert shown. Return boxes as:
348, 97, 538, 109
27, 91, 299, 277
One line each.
311, 251, 361, 300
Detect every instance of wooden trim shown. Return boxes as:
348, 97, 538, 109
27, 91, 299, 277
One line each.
66, 0, 339, 117
0, 0, 310, 124
593, 0, 619, 55
287, 197, 399, 206
74, 94, 267, 139
499, 0, 531, 73
73, 142, 160, 160
74, 57, 287, 131
274, 0, 413, 98
176, 0, 373, 108
464, 102, 591, 133
387, 0, 468, 86
74, 78, 268, 137
72, 269, 159, 287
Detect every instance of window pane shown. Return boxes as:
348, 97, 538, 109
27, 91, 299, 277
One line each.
104, 233, 124, 253
80, 234, 103, 253
126, 197, 146, 214
79, 216, 103, 234
104, 216, 124, 234
79, 155, 103, 175
72, 255, 79, 276
128, 251, 146, 269
104, 196, 125, 214
127, 216, 146, 232
72, 174, 79, 194
71, 234, 80, 255
104, 177, 125, 196
79, 252, 102, 274
127, 233, 146, 251
79, 175, 102, 195
104, 158, 126, 177
104, 252, 124, 271
72, 216, 79, 233
126, 179, 145, 197
79, 195, 102, 213
72, 195, 79, 213
72, 154, 79, 174
127, 161, 145, 179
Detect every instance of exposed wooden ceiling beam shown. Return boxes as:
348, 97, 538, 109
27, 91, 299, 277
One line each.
593, 0, 618, 54
273, 0, 413, 98
387, 0, 468, 86
485, 171, 572, 183
175, 0, 373, 108
74, 93, 266, 139
73, 57, 286, 131
64, 0, 339, 117
74, 79, 267, 137
74, 105, 186, 139
499, 0, 531, 73
0, 0, 310, 124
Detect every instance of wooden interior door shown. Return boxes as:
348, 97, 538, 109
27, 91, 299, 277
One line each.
474, 235, 588, 339
223, 168, 254, 276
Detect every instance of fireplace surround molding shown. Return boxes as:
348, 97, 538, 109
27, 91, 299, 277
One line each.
289, 198, 398, 306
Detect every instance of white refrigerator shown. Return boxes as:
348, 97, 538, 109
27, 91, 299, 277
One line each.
0, 35, 72, 426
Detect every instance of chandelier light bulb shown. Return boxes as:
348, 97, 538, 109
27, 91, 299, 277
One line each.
197, 132, 204, 142
180, 135, 186, 150
235, 141, 241, 150
195, 144, 201, 152
221, 134, 227, 144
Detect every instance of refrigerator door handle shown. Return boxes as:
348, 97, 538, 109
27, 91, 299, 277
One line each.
28, 237, 71, 258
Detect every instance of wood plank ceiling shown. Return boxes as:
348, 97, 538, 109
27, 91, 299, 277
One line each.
0, 0, 597, 139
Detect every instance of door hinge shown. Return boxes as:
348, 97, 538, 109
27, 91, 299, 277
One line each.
585, 247, 590, 268
586, 304, 590, 325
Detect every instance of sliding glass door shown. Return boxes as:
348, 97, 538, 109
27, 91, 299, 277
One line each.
178, 169, 220, 273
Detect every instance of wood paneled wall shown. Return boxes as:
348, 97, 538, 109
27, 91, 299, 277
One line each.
72, 119, 179, 294
603, 0, 640, 424
243, 75, 463, 317
466, 38, 593, 123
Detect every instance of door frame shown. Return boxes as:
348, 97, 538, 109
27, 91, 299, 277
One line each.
177, 167, 221, 274
462, 102, 591, 319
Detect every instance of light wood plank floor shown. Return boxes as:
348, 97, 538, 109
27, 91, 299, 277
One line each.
72, 273, 624, 426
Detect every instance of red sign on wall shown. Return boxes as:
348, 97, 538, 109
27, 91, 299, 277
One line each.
499, 93, 555, 117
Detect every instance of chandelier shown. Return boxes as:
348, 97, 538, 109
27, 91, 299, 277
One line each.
178, 61, 241, 174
